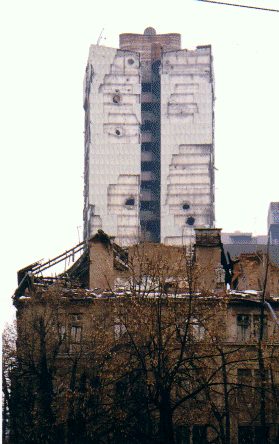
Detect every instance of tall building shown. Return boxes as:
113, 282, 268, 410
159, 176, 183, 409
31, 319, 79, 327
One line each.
83, 27, 215, 246
268, 202, 279, 245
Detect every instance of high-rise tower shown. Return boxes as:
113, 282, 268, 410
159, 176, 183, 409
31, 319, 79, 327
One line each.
83, 28, 215, 246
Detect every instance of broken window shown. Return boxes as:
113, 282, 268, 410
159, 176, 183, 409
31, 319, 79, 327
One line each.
237, 314, 251, 342
253, 315, 268, 341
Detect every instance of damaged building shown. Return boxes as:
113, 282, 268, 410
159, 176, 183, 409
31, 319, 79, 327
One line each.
10, 228, 279, 444
83, 28, 215, 246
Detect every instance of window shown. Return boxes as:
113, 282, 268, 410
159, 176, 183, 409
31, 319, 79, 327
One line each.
253, 315, 268, 341
114, 317, 127, 340
69, 313, 82, 353
236, 314, 268, 342
142, 82, 152, 93
238, 426, 269, 444
58, 324, 66, 340
176, 426, 190, 444
192, 426, 208, 444
192, 317, 205, 341
237, 315, 251, 342
238, 369, 252, 400
71, 326, 82, 343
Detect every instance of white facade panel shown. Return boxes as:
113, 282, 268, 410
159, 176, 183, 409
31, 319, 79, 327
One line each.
83, 45, 141, 245
160, 48, 214, 245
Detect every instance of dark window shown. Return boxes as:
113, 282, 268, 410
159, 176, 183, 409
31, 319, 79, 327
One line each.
238, 426, 269, 444
142, 82, 152, 92
237, 314, 251, 341
238, 369, 252, 400
176, 426, 190, 444
193, 425, 208, 444
253, 315, 268, 341
141, 121, 153, 132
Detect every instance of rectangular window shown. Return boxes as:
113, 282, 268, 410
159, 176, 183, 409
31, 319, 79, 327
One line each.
114, 317, 127, 340
69, 313, 82, 353
238, 426, 269, 444
237, 314, 251, 341
238, 369, 252, 400
58, 324, 66, 340
71, 326, 82, 343
192, 317, 205, 341
192, 426, 207, 444
253, 315, 268, 341
176, 426, 190, 444
70, 313, 82, 323
236, 314, 268, 342
142, 82, 152, 93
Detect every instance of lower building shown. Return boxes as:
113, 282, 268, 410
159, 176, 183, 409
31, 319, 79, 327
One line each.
10, 229, 279, 444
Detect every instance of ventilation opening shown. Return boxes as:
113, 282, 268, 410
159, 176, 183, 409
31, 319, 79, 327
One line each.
186, 216, 195, 226
125, 197, 135, 207
113, 94, 120, 104
127, 58, 135, 65
182, 203, 190, 211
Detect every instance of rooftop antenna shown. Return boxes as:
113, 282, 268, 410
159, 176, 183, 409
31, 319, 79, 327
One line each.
97, 27, 106, 45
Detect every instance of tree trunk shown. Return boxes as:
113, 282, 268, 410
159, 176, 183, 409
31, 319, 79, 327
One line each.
159, 393, 175, 444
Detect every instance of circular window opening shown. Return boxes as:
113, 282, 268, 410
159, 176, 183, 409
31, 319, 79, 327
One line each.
182, 203, 190, 211
128, 58, 135, 65
125, 197, 135, 207
113, 94, 120, 104
115, 129, 121, 136
186, 216, 195, 226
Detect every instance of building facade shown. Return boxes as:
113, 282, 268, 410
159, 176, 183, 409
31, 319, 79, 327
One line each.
11, 228, 279, 444
83, 28, 215, 246
268, 202, 279, 245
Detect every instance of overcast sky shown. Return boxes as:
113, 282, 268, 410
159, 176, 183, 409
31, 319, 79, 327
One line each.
1, 0, 278, 326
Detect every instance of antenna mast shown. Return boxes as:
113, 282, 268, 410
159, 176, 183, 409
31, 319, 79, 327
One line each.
97, 28, 105, 45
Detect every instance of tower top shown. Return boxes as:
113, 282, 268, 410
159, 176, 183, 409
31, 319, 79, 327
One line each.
144, 27, 156, 36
